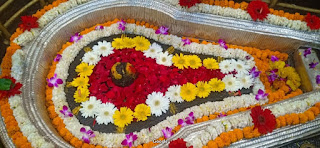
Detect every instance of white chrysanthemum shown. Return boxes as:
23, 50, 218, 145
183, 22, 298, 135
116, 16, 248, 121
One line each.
165, 85, 184, 103
219, 60, 236, 74
80, 96, 101, 118
146, 92, 170, 116
82, 51, 101, 65
222, 75, 241, 92
143, 42, 163, 58
236, 74, 254, 89
234, 60, 250, 76
156, 51, 173, 66
92, 40, 114, 57
96, 103, 117, 125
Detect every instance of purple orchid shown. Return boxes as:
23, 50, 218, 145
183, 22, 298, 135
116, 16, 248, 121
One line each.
95, 25, 104, 30
118, 20, 126, 31
218, 39, 228, 50
316, 75, 320, 84
178, 112, 195, 127
59, 105, 73, 118
182, 38, 191, 46
255, 89, 268, 100
309, 62, 319, 69
54, 54, 62, 62
268, 69, 278, 83
270, 55, 279, 62
245, 56, 251, 60
121, 133, 138, 147
70, 33, 82, 42
249, 67, 261, 78
304, 48, 311, 58
218, 113, 227, 118
46, 73, 63, 87
155, 26, 169, 35
162, 127, 174, 139
80, 127, 95, 143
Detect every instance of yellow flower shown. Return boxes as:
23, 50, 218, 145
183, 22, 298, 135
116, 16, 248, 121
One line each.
76, 63, 94, 77
133, 104, 151, 121
74, 87, 89, 103
122, 37, 135, 48
113, 107, 134, 128
203, 58, 219, 70
71, 76, 89, 88
186, 55, 202, 69
208, 78, 225, 92
133, 36, 150, 51
196, 81, 212, 98
270, 61, 285, 70
112, 38, 124, 49
180, 82, 198, 102
172, 53, 188, 69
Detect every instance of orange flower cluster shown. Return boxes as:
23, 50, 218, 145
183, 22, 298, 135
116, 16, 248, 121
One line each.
203, 102, 320, 148
199, 0, 306, 21
32, 0, 68, 18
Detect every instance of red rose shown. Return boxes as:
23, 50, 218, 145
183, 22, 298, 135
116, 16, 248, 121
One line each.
179, 0, 200, 8
247, 0, 270, 21
169, 138, 193, 148
305, 13, 320, 30
250, 106, 276, 134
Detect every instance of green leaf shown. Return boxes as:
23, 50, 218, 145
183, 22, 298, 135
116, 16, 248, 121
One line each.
0, 79, 12, 91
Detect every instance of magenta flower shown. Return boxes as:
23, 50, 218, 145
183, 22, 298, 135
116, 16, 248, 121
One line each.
178, 112, 195, 127
255, 89, 268, 100
155, 26, 169, 35
303, 48, 311, 58
218, 39, 228, 49
118, 20, 126, 31
268, 69, 278, 83
249, 67, 261, 78
270, 55, 279, 62
95, 25, 104, 30
162, 127, 173, 139
316, 75, 320, 84
309, 62, 319, 69
70, 33, 82, 42
46, 74, 63, 87
218, 113, 227, 118
121, 133, 137, 147
80, 127, 95, 143
54, 54, 62, 62
245, 55, 252, 60
59, 105, 73, 118
182, 38, 191, 46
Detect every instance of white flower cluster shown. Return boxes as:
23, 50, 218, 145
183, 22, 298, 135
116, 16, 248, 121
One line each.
184, 92, 320, 148
11, 49, 24, 81
144, 42, 173, 66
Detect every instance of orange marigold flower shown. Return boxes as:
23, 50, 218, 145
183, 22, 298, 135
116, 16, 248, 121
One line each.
233, 129, 243, 140
309, 107, 320, 116
298, 113, 308, 123
291, 113, 299, 125
220, 132, 231, 146
214, 137, 224, 148
207, 140, 218, 148
305, 110, 315, 121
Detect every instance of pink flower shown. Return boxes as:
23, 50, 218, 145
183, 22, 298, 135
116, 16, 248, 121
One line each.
70, 33, 82, 42
309, 62, 318, 69
182, 38, 191, 46
118, 20, 126, 31
54, 54, 62, 62
218, 39, 228, 49
162, 127, 174, 139
80, 127, 95, 143
270, 55, 279, 62
249, 67, 261, 78
218, 113, 227, 118
255, 89, 268, 100
59, 105, 73, 117
46, 74, 63, 87
121, 133, 137, 147
316, 75, 320, 84
95, 25, 104, 30
156, 26, 169, 35
178, 112, 195, 127
303, 48, 311, 58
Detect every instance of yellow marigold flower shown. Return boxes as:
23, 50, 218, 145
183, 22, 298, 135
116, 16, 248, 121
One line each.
172, 53, 188, 69
203, 58, 219, 70
133, 104, 151, 121
74, 87, 89, 103
180, 82, 198, 102
112, 38, 124, 49
122, 37, 135, 48
186, 55, 202, 69
133, 36, 150, 51
71, 76, 89, 88
270, 61, 285, 70
196, 81, 212, 98
209, 78, 225, 92
113, 107, 134, 128
76, 63, 94, 77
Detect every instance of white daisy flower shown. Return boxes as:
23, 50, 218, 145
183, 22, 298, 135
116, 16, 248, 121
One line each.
82, 51, 101, 65
234, 60, 250, 76
165, 85, 184, 103
156, 51, 173, 66
236, 74, 254, 89
143, 42, 163, 58
219, 59, 236, 74
222, 75, 241, 92
146, 92, 170, 116
96, 103, 117, 125
80, 96, 101, 118
92, 40, 114, 57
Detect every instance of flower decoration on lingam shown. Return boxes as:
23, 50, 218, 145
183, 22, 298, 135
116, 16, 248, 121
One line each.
110, 62, 138, 87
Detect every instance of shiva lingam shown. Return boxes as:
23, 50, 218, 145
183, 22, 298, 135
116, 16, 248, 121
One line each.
110, 62, 138, 87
